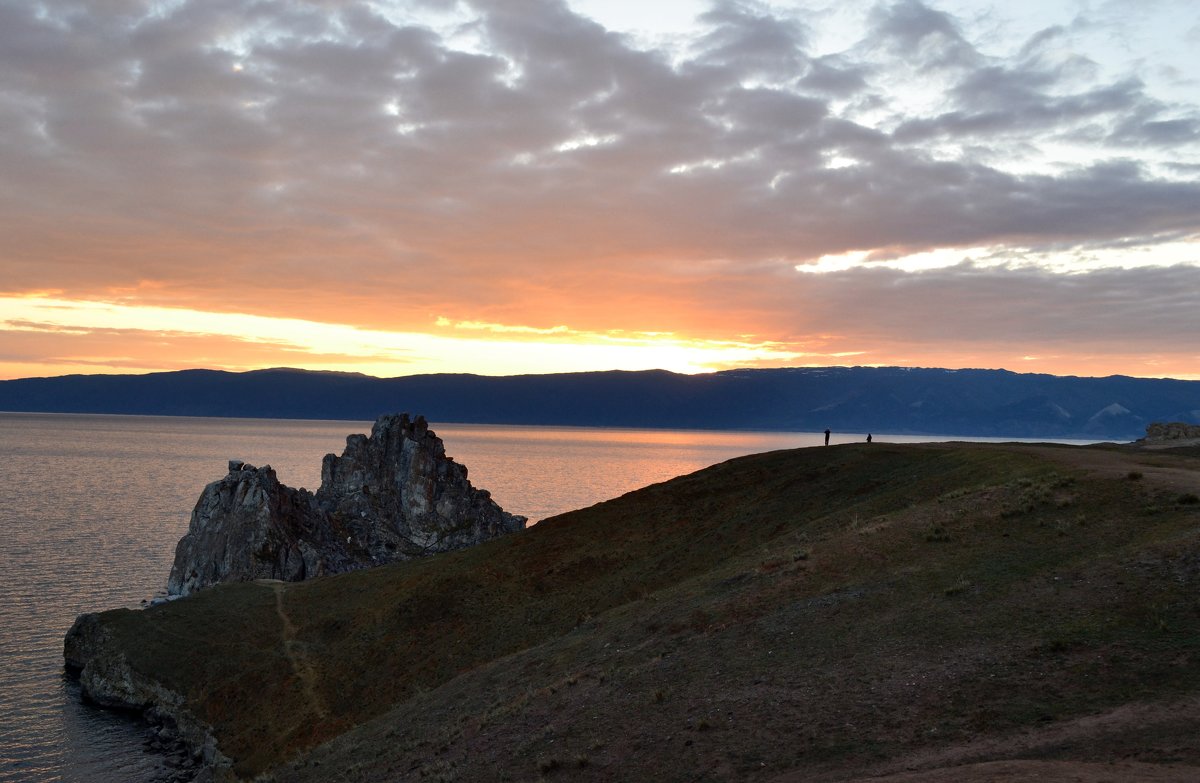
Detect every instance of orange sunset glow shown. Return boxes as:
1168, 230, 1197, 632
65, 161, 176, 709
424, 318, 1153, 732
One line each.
1, 1, 1198, 382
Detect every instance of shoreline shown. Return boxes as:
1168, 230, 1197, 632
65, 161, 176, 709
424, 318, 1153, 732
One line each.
61, 438, 1200, 781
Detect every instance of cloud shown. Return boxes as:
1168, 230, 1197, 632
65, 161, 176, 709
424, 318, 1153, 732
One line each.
720, 261, 1200, 379
868, 0, 978, 70
436, 317, 571, 335
798, 54, 870, 95
0, 319, 397, 377
694, 0, 810, 81
0, 0, 1198, 379
786, 263, 1200, 346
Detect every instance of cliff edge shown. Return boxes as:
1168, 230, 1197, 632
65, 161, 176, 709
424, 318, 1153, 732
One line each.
167, 413, 526, 596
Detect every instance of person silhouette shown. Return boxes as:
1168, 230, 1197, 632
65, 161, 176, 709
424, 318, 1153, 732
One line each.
824, 428, 831, 446
867, 433, 873, 443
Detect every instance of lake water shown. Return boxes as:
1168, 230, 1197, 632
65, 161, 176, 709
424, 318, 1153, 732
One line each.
0, 413, 1097, 781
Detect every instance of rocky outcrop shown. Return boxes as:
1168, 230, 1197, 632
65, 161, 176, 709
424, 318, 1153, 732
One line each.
167, 414, 525, 596
166, 463, 345, 596
1144, 422, 1200, 442
64, 612, 231, 778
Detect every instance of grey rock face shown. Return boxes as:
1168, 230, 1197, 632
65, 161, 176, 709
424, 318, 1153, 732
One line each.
166, 462, 350, 596
167, 414, 525, 596
64, 612, 230, 773
1145, 422, 1200, 441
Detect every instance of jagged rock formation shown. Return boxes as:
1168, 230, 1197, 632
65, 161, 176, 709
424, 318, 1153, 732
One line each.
167, 414, 525, 596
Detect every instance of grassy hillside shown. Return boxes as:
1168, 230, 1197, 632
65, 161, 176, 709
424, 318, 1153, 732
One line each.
89, 441, 1200, 781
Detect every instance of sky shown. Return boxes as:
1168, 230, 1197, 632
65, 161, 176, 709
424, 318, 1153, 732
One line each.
1, 0, 1198, 381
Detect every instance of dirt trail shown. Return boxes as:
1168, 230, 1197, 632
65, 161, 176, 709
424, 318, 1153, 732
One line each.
269, 581, 328, 720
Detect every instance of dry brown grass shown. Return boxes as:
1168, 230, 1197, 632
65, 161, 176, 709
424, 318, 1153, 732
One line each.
90, 441, 1200, 781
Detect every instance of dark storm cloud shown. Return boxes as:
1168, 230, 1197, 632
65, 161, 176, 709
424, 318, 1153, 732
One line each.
0, 0, 1197, 361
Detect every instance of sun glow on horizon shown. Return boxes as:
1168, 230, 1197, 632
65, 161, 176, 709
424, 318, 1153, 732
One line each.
3, 2, 1198, 387
1, 293, 1197, 382
0, 295, 805, 380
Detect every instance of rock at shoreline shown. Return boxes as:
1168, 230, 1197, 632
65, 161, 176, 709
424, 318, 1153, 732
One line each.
167, 413, 526, 596
64, 612, 229, 775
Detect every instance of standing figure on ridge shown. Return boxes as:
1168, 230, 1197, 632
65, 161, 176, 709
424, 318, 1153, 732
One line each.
824, 428, 831, 446
867, 433, 873, 443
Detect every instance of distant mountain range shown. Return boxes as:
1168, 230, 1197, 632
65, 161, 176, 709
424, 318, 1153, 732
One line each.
2, 366, 1198, 439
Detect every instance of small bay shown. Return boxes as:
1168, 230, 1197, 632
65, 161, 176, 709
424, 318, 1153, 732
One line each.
0, 413, 1097, 781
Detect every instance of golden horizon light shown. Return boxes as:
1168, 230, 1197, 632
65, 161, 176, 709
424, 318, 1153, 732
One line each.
0, 1, 1198, 383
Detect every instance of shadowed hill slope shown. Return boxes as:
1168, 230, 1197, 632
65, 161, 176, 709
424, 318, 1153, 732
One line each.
68, 441, 1200, 781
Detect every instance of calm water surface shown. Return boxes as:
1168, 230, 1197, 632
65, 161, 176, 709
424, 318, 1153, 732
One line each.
0, 413, 1096, 781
